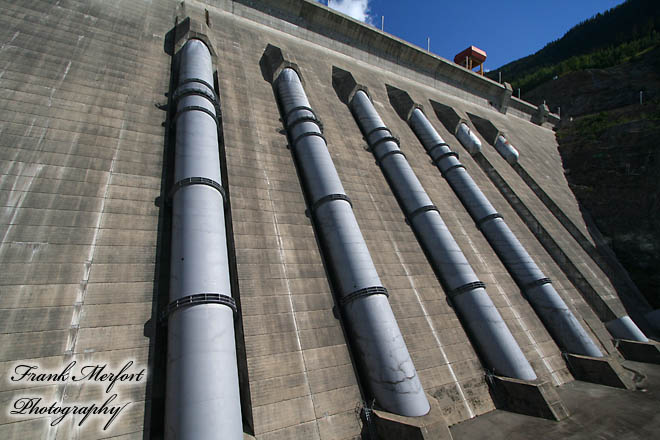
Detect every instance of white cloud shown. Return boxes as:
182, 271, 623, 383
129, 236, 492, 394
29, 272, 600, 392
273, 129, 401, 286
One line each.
327, 0, 372, 24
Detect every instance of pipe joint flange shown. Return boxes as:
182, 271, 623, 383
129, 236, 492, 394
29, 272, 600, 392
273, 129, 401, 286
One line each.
340, 286, 389, 306
522, 278, 552, 294
432, 151, 459, 165
169, 176, 226, 202
174, 105, 218, 126
310, 193, 352, 214
364, 126, 391, 140
287, 115, 323, 133
376, 149, 406, 166
291, 131, 326, 146
475, 213, 503, 229
162, 293, 237, 322
405, 204, 438, 225
447, 281, 486, 298
173, 78, 218, 105
284, 105, 320, 124
427, 142, 451, 156
440, 163, 465, 177
367, 135, 400, 152
178, 77, 216, 94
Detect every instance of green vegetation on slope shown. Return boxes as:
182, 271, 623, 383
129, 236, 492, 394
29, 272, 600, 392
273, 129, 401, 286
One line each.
487, 0, 660, 95
511, 33, 660, 95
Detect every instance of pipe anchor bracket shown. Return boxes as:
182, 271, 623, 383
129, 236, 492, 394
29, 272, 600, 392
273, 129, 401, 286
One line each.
168, 176, 227, 202
161, 293, 237, 323
340, 286, 389, 306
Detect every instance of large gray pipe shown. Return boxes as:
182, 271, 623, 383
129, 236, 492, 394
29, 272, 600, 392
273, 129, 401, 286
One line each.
456, 122, 482, 155
273, 68, 429, 417
349, 91, 536, 381
408, 108, 603, 358
165, 39, 243, 439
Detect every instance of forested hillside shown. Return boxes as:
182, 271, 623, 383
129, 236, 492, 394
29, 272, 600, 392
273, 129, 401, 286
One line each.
487, 0, 660, 96
488, 0, 660, 310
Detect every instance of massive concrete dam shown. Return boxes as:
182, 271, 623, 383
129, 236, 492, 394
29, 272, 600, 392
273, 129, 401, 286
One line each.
1, 0, 659, 438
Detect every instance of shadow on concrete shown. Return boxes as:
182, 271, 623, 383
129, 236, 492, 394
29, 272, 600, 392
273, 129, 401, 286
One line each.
451, 361, 660, 439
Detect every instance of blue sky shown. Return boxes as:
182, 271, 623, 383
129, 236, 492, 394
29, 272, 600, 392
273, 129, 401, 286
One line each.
318, 0, 626, 71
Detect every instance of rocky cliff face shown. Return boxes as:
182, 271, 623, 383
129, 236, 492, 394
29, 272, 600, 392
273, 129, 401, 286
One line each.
526, 48, 660, 308
525, 46, 660, 118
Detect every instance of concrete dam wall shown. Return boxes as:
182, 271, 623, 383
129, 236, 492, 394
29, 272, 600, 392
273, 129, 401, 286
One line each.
1, 0, 658, 439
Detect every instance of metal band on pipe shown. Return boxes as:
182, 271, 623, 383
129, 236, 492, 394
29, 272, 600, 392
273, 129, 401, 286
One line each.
407, 204, 439, 222
440, 163, 465, 177
475, 213, 503, 229
284, 105, 317, 124
173, 82, 218, 106
447, 281, 486, 298
287, 115, 323, 132
164, 293, 237, 318
292, 131, 326, 146
169, 176, 226, 201
523, 278, 552, 292
368, 135, 400, 152
376, 149, 406, 165
365, 126, 391, 139
427, 143, 451, 156
175, 105, 218, 125
432, 151, 459, 165
310, 193, 352, 213
178, 77, 216, 94
340, 286, 389, 306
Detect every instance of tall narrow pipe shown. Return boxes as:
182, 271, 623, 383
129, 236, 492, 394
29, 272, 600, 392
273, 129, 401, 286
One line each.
165, 39, 243, 439
349, 91, 536, 381
408, 108, 603, 358
273, 68, 429, 417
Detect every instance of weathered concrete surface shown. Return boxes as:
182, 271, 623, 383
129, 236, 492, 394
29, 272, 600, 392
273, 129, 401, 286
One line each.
0, 0, 654, 439
451, 361, 660, 440
0, 0, 173, 438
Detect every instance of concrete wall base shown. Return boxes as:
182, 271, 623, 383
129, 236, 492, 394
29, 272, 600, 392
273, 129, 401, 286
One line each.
564, 354, 637, 389
487, 375, 569, 421
615, 339, 660, 364
371, 394, 452, 440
